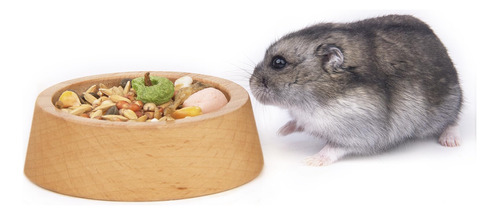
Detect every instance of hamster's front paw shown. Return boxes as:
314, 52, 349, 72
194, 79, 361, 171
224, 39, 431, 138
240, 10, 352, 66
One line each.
439, 125, 461, 147
278, 120, 303, 136
303, 144, 348, 166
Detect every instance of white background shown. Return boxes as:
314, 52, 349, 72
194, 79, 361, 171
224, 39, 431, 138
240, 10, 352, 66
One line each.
1, 0, 497, 214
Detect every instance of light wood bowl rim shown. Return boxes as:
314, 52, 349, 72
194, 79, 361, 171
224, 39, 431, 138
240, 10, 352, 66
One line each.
39, 71, 248, 127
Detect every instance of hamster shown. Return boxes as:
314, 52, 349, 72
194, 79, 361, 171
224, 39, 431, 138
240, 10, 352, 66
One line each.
249, 15, 463, 166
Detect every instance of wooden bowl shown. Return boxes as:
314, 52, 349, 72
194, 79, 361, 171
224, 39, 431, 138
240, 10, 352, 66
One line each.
24, 71, 264, 201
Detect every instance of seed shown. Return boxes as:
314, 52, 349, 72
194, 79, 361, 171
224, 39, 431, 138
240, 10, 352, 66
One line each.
99, 83, 108, 90
90, 92, 100, 99
70, 104, 92, 115
102, 115, 128, 121
90, 110, 103, 119
92, 97, 103, 108
154, 108, 162, 119
55, 101, 64, 109
101, 99, 114, 105
113, 86, 124, 96
129, 103, 141, 112
158, 116, 173, 121
143, 103, 156, 112
120, 78, 132, 88
105, 105, 119, 115
123, 80, 131, 95
60, 108, 71, 113
57, 90, 81, 108
116, 100, 130, 109
174, 76, 193, 91
126, 93, 135, 102
100, 88, 114, 97
136, 115, 148, 122
85, 84, 98, 94
94, 100, 116, 112
133, 100, 143, 108
123, 109, 138, 120
144, 111, 155, 119
82, 92, 98, 104
109, 94, 131, 103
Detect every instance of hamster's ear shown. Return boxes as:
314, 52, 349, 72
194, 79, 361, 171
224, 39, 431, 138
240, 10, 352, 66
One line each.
315, 44, 344, 73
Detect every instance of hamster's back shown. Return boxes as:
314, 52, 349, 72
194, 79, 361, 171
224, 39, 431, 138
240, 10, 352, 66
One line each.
352, 15, 463, 142
352, 14, 431, 29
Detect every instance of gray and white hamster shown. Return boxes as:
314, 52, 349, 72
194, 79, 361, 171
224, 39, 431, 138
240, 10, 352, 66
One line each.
249, 15, 463, 166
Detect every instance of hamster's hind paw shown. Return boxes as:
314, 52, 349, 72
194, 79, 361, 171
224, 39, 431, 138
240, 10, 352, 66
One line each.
303, 155, 335, 166
303, 144, 347, 166
438, 125, 461, 147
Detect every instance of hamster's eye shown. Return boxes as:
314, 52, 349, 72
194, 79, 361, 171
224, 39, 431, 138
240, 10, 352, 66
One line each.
271, 56, 287, 70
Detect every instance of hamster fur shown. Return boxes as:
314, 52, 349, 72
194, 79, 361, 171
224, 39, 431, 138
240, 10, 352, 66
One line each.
249, 15, 463, 166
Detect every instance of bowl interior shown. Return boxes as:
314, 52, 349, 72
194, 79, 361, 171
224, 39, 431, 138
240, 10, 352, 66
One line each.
48, 72, 238, 125
51, 72, 231, 106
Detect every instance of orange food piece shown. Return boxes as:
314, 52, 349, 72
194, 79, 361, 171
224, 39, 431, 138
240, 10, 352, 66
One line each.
171, 106, 202, 119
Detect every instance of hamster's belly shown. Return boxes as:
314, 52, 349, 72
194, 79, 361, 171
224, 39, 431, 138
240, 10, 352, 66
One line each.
289, 97, 392, 150
288, 84, 461, 152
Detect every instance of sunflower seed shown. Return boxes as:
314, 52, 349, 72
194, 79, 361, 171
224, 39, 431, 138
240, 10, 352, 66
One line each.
123, 80, 131, 95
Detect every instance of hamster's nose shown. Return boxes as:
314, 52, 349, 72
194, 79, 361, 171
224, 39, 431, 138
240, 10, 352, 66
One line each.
261, 76, 268, 88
